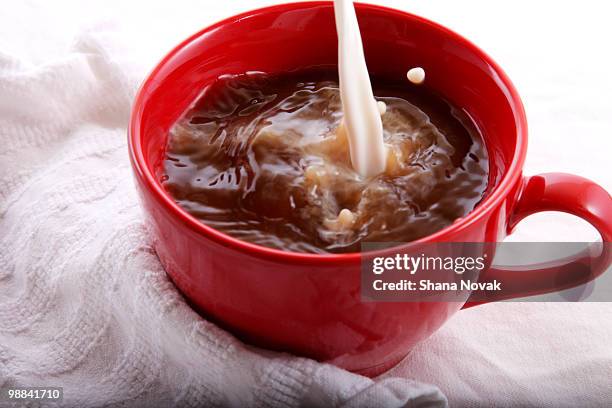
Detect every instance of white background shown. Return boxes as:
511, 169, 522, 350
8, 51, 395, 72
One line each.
1, 0, 610, 406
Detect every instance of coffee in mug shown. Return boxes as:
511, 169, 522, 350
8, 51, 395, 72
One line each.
161, 70, 488, 253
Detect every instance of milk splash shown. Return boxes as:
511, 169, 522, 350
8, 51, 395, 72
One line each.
333, 0, 386, 178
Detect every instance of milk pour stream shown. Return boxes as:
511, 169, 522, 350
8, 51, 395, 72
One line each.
333, 0, 387, 177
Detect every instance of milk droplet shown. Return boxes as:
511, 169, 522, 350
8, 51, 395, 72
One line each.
407, 67, 425, 84
377, 101, 387, 115
338, 208, 355, 227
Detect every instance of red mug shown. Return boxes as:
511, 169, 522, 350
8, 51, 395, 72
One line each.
128, 2, 612, 376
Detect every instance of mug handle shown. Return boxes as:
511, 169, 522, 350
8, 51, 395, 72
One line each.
463, 172, 612, 308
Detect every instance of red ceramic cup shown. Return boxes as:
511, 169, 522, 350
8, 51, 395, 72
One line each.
128, 2, 612, 376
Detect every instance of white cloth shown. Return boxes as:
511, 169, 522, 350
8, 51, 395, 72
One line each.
0, 1, 447, 407
1, 0, 611, 407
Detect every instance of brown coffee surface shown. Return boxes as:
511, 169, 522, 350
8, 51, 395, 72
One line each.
162, 71, 488, 253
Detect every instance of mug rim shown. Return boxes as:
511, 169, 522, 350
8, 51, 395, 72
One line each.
128, 1, 528, 264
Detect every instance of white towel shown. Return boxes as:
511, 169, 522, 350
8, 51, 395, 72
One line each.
0, 3, 447, 408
